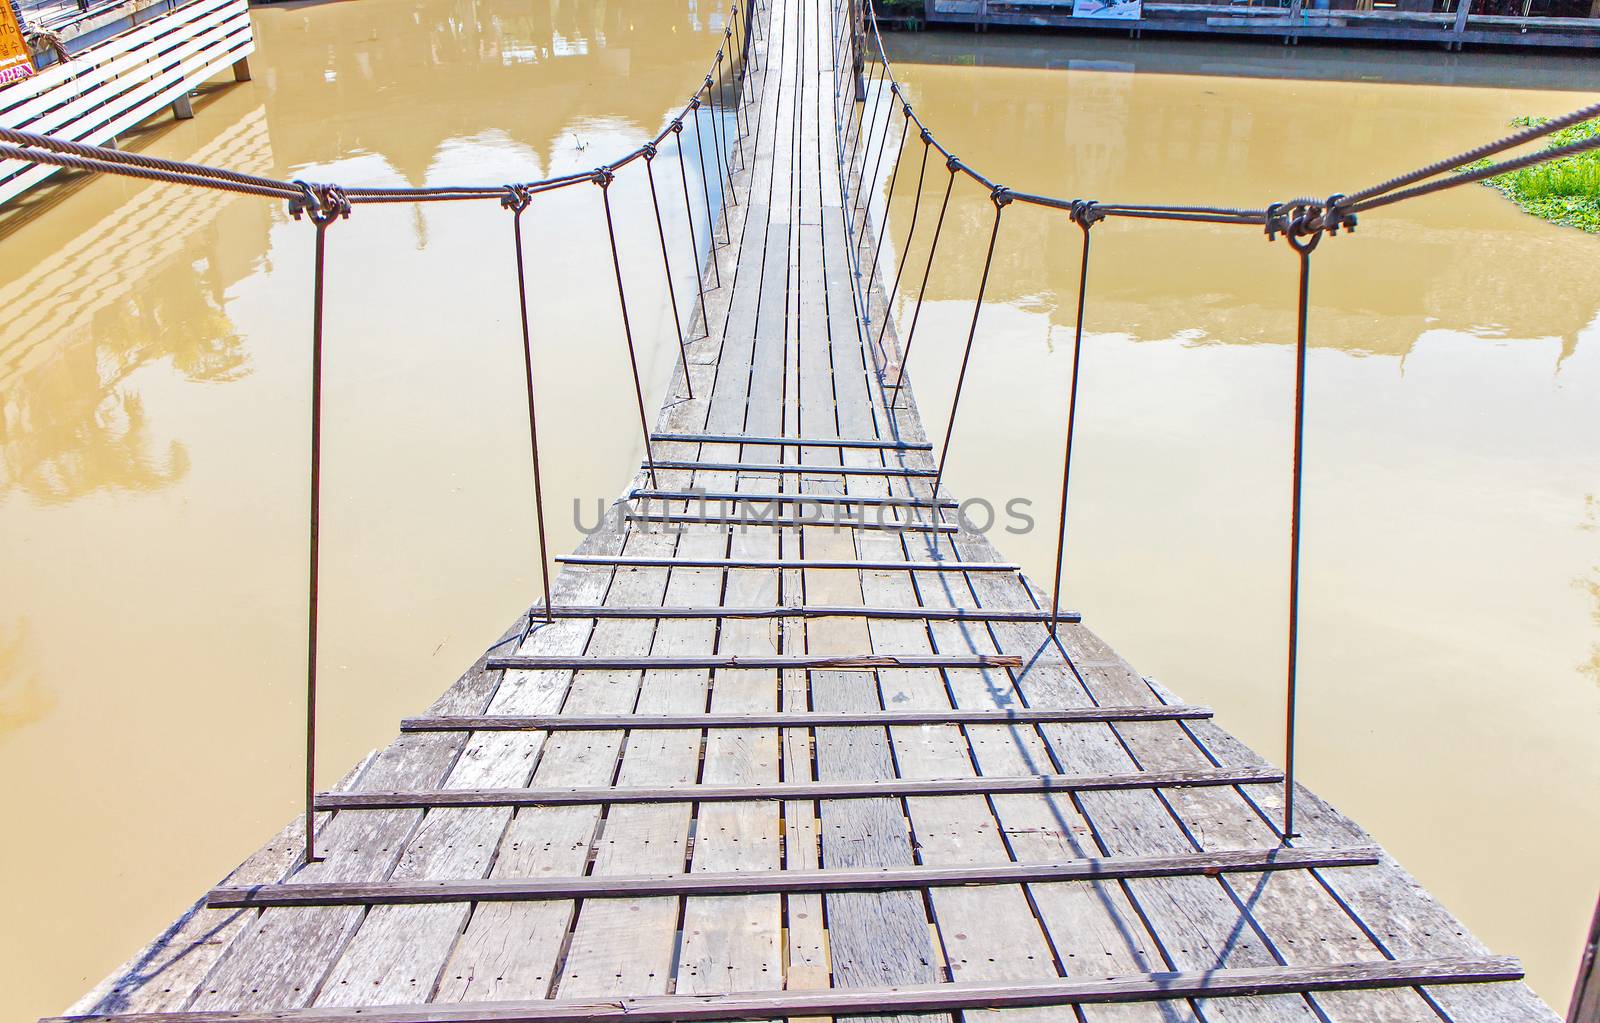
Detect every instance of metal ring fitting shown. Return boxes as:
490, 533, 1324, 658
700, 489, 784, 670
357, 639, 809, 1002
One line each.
592, 167, 615, 188
500, 184, 532, 213
990, 185, 1013, 208
642, 141, 658, 160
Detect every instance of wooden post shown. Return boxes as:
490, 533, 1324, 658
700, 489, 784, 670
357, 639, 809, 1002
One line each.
171, 91, 194, 119
1451, 0, 1472, 48
232, 55, 252, 81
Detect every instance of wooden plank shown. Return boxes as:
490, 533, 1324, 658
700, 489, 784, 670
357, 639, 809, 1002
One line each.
803, 525, 944, 1023
400, 704, 1211, 732
553, 530, 726, 999
853, 534, 1065, 1023
484, 653, 1024, 670
676, 529, 784, 996
430, 532, 678, 1003
48, 957, 1526, 1023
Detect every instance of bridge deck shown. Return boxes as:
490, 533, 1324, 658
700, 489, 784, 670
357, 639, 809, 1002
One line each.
54, 0, 1553, 1020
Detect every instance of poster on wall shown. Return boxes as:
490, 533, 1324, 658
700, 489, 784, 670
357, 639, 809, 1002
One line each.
1, 0, 36, 88
1072, 0, 1143, 18
0, 0, 35, 88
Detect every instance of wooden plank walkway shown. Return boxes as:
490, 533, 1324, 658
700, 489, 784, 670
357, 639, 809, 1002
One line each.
51, 0, 1556, 1019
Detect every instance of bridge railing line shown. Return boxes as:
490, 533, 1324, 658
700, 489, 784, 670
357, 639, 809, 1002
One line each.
832, 0, 1597, 849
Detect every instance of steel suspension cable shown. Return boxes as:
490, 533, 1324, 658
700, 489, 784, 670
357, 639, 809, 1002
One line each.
597, 172, 660, 488
1048, 203, 1103, 635
862, 107, 913, 324
932, 193, 1008, 497
1278, 211, 1323, 845
500, 187, 556, 625
887, 158, 956, 406
643, 147, 696, 399
705, 75, 737, 209
692, 99, 731, 245
676, 119, 721, 293
287, 182, 349, 867
854, 80, 896, 227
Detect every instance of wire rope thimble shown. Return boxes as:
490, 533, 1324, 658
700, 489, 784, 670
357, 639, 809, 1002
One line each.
501, 183, 533, 214
1284, 202, 1323, 255
1068, 199, 1103, 230
592, 167, 615, 189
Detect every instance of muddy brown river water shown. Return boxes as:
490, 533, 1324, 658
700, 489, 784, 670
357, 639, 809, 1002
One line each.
1, 3, 1596, 1017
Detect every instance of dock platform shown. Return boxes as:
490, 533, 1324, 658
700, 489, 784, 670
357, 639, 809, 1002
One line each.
49, 0, 1556, 1019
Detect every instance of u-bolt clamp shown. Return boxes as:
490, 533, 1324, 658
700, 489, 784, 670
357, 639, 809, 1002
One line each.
501, 184, 533, 213
1319, 192, 1357, 236
1264, 201, 1290, 242
289, 180, 350, 224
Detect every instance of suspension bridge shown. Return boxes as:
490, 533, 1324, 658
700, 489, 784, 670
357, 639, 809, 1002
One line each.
7, 0, 1595, 1019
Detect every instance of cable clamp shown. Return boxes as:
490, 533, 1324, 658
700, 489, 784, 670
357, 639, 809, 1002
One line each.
1069, 199, 1103, 228
501, 184, 533, 213
1319, 193, 1357, 236
642, 141, 658, 160
289, 181, 350, 224
945, 153, 960, 173
592, 167, 615, 188
990, 185, 1013, 208
671, 118, 685, 134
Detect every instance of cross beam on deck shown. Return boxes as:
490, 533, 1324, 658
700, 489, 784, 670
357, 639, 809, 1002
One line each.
514, 604, 1082, 622
205, 846, 1380, 908
556, 555, 1019, 571
315, 766, 1283, 810
399, 703, 1207, 731
42, 957, 1525, 1023
625, 511, 958, 532
628, 489, 958, 508
483, 653, 1023, 671
651, 459, 937, 477
651, 432, 933, 449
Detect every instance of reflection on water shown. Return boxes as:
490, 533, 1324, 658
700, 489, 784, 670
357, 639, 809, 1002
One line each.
875, 31, 1600, 1008
0, 0, 728, 1018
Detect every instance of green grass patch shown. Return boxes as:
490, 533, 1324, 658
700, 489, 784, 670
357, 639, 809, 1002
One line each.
1467, 116, 1600, 233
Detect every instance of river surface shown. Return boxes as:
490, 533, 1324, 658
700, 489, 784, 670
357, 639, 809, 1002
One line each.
1, 4, 1596, 1018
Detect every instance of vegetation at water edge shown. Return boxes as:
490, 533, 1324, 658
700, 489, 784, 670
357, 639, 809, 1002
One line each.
1469, 116, 1600, 234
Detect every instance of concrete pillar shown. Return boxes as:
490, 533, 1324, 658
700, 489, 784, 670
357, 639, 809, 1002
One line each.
172, 91, 194, 119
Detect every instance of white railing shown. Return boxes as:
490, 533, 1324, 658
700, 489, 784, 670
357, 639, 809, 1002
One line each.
0, 0, 253, 205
